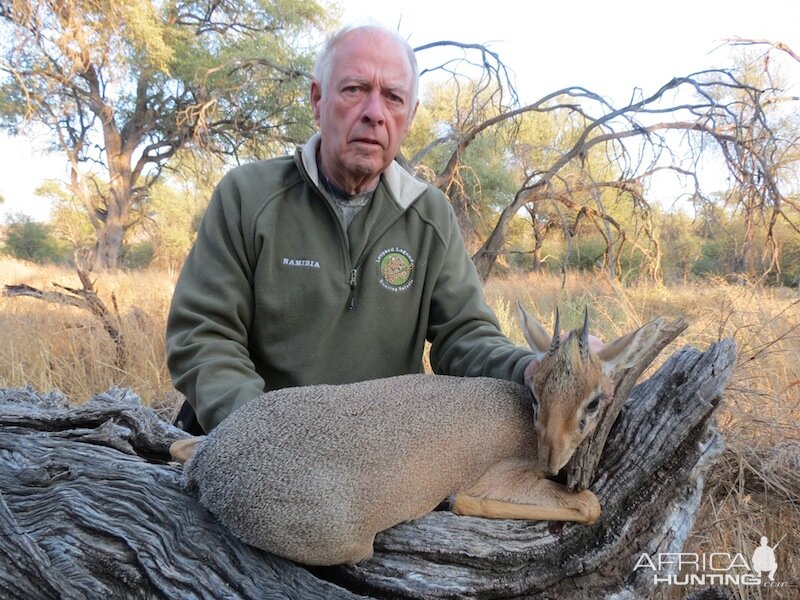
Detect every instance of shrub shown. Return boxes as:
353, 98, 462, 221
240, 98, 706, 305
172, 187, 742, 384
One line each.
121, 240, 154, 269
2, 214, 68, 263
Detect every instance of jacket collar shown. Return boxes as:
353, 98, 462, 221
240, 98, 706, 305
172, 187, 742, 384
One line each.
299, 133, 428, 211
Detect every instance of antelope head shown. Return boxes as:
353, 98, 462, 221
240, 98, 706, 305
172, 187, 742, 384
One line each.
518, 302, 655, 475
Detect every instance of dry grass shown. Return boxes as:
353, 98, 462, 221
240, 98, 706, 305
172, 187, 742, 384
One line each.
0, 257, 181, 416
1, 258, 798, 596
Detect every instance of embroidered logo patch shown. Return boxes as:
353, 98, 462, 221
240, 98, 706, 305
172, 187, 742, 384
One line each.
377, 247, 415, 292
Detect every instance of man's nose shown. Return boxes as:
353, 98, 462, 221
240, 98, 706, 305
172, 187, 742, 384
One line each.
361, 90, 386, 124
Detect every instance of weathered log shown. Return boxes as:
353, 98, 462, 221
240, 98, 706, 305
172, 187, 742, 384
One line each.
0, 338, 736, 599
0, 388, 360, 600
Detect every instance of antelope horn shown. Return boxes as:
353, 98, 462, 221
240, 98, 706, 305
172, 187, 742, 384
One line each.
580, 306, 590, 361
549, 306, 561, 355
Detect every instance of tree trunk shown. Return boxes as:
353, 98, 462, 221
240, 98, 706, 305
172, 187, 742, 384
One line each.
92, 173, 132, 271
525, 204, 545, 272
0, 338, 736, 599
92, 215, 125, 271
473, 196, 526, 281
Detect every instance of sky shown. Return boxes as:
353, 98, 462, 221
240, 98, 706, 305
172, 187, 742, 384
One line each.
341, 0, 800, 101
1, 0, 798, 222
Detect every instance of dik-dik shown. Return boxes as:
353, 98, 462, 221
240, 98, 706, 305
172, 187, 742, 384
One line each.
171, 303, 663, 566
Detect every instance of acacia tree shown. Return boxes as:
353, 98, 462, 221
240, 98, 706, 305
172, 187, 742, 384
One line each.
405, 81, 524, 255
410, 41, 799, 282
701, 42, 800, 281
0, 0, 326, 270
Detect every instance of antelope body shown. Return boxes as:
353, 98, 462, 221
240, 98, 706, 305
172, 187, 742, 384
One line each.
173, 305, 662, 566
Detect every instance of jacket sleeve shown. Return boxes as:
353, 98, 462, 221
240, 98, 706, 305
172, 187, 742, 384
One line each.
165, 172, 265, 431
426, 202, 533, 384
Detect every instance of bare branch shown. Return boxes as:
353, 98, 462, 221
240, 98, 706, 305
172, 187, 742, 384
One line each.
726, 37, 800, 64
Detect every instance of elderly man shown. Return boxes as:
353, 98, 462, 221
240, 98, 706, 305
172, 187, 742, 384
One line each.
166, 24, 535, 433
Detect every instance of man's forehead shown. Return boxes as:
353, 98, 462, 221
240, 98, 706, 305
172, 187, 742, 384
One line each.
332, 30, 414, 82
338, 27, 402, 51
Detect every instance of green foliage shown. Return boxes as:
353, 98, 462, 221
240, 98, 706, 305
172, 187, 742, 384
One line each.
658, 209, 702, 282
121, 240, 155, 269
0, 0, 329, 269
566, 235, 606, 271
2, 9, 797, 281
38, 180, 97, 262
779, 231, 800, 286
143, 165, 215, 269
2, 214, 68, 263
692, 239, 726, 277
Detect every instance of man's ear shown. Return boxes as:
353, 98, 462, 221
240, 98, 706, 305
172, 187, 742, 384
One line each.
409, 99, 419, 124
310, 80, 322, 126
401, 99, 419, 137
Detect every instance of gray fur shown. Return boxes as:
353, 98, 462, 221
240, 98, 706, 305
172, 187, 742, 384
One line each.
183, 374, 534, 565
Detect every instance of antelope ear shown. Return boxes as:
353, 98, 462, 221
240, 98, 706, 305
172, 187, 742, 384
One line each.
596, 317, 668, 378
169, 436, 205, 465
517, 301, 552, 358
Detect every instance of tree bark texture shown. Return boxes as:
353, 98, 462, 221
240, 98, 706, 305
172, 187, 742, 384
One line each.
0, 338, 736, 599
0, 388, 360, 600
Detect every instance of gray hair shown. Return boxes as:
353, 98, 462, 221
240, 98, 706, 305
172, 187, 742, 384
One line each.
313, 23, 419, 117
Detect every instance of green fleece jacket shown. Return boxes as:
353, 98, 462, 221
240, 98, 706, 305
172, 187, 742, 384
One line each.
166, 135, 533, 431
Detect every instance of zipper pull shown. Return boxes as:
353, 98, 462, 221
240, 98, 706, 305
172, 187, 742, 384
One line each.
348, 268, 358, 310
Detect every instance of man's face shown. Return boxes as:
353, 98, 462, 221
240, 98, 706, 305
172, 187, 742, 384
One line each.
311, 30, 418, 194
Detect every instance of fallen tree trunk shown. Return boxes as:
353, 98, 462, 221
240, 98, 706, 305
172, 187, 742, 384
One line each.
0, 387, 361, 600
0, 338, 736, 599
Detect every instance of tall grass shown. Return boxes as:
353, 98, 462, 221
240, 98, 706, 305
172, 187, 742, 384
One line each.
1, 258, 798, 596
0, 257, 180, 414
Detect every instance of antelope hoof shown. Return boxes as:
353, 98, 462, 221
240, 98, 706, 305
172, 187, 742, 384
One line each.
169, 436, 204, 464
577, 490, 602, 524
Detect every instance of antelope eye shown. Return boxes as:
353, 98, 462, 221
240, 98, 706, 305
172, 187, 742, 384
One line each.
586, 395, 601, 414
